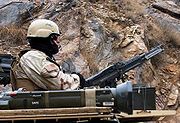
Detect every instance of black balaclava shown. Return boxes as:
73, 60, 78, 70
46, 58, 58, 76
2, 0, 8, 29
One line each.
27, 35, 59, 58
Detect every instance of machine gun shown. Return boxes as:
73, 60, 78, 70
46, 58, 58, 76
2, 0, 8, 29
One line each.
0, 54, 14, 86
86, 45, 163, 87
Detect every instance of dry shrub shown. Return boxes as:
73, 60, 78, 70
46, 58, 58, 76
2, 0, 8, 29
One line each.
0, 25, 27, 47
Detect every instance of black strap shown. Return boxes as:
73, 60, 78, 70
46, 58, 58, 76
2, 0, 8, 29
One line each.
46, 57, 61, 70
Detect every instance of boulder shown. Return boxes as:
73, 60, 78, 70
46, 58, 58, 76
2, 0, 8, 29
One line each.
149, 1, 180, 46
0, 1, 33, 26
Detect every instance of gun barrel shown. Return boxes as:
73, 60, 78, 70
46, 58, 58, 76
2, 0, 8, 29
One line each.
144, 45, 164, 59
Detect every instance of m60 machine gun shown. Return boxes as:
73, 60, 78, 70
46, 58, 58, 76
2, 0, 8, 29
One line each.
85, 45, 163, 87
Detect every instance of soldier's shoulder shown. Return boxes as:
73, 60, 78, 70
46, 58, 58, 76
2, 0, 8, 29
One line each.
24, 50, 46, 57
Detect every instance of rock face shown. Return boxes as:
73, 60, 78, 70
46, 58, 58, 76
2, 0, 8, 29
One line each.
147, 0, 180, 111
150, 1, 180, 46
0, 0, 179, 122
0, 0, 33, 26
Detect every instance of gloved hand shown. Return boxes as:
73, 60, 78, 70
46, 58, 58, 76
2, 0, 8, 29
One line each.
72, 72, 86, 89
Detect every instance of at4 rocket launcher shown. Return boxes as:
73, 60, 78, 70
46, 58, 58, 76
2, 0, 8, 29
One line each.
0, 81, 133, 114
85, 45, 163, 87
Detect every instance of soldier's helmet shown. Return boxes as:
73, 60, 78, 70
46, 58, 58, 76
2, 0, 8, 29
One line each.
27, 19, 60, 38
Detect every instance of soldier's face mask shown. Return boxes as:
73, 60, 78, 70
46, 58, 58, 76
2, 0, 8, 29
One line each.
27, 35, 61, 57
51, 35, 59, 43
49, 34, 60, 54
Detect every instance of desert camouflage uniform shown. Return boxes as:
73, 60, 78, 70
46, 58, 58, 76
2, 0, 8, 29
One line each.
11, 50, 80, 91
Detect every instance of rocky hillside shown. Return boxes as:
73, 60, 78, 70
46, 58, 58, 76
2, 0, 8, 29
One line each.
0, 0, 179, 122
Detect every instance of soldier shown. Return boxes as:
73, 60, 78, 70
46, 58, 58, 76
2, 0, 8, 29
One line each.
11, 19, 85, 91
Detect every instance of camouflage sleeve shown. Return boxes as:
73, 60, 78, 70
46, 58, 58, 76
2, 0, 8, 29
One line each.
41, 62, 80, 90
